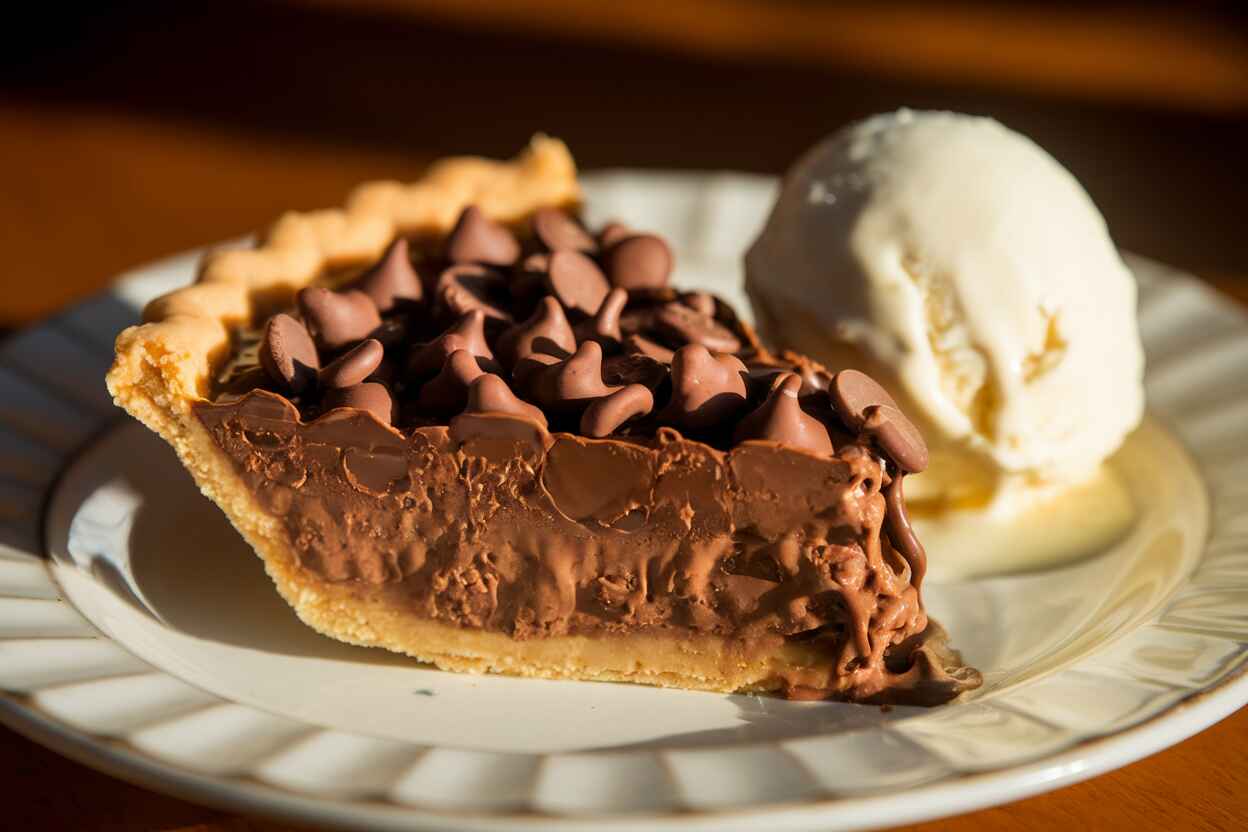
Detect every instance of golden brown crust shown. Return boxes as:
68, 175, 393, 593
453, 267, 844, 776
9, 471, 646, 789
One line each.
109, 135, 580, 419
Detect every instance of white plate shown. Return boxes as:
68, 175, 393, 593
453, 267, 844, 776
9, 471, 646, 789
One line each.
1, 171, 1246, 831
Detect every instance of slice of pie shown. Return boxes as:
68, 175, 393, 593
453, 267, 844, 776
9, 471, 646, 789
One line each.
107, 137, 980, 704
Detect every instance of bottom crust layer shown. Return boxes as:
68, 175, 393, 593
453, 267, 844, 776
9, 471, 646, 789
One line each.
268, 549, 839, 696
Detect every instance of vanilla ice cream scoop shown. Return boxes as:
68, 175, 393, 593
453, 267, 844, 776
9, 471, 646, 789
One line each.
748, 110, 1143, 486
746, 110, 1145, 574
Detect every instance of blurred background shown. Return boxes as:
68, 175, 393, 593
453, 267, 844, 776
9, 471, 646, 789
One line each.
0, 0, 1245, 328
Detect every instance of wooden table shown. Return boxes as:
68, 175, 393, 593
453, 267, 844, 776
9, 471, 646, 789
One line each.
1, 3, 1245, 830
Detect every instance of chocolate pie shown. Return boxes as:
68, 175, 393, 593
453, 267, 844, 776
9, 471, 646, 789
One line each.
108, 137, 980, 704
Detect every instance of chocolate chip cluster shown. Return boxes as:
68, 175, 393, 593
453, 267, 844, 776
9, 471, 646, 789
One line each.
245, 205, 927, 471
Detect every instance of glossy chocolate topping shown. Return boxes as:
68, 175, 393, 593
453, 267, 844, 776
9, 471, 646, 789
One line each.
654, 301, 742, 354
259, 313, 319, 395
495, 296, 577, 369
581, 384, 654, 438
319, 339, 384, 389
353, 238, 423, 312
415, 349, 487, 414
543, 250, 611, 317
445, 205, 521, 267
597, 221, 633, 250
434, 264, 514, 324
603, 234, 673, 290
624, 333, 675, 363
464, 373, 547, 426
734, 373, 834, 456
574, 286, 627, 350
297, 287, 382, 352
196, 204, 977, 704
532, 207, 598, 254
528, 341, 621, 417
832, 370, 928, 473
659, 345, 749, 432
408, 309, 497, 377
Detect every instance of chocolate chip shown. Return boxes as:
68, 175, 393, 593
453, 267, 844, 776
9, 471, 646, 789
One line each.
602, 352, 669, 390
581, 384, 654, 438
435, 264, 513, 324
652, 302, 741, 353
408, 310, 498, 378
543, 250, 610, 317
522, 253, 550, 271
417, 349, 487, 413
573, 286, 627, 350
617, 307, 655, 337
259, 313, 320, 395
510, 253, 551, 303
528, 340, 620, 414
623, 286, 680, 307
512, 351, 562, 394
603, 234, 672, 290
531, 208, 597, 253
369, 316, 412, 350
623, 334, 675, 364
369, 358, 398, 386
793, 361, 833, 394
681, 291, 717, 318
495, 295, 576, 369
319, 338, 384, 389
597, 221, 633, 250
733, 373, 833, 456
297, 287, 382, 352
744, 363, 789, 393
323, 382, 395, 426
864, 404, 929, 473
829, 369, 900, 429
830, 369, 928, 472
463, 374, 547, 428
745, 362, 827, 400
445, 205, 520, 266
884, 476, 926, 589
659, 344, 748, 431
353, 238, 422, 311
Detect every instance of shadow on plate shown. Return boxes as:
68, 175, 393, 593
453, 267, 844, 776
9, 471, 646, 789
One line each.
589, 692, 918, 751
